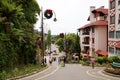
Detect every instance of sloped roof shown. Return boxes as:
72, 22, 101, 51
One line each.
87, 7, 108, 21
96, 50, 108, 56
78, 20, 108, 30
116, 43, 120, 48
92, 8, 108, 15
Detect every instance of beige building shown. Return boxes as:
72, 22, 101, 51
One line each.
78, 6, 108, 57
108, 0, 120, 56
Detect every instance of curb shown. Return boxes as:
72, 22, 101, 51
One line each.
7, 65, 49, 80
102, 70, 120, 78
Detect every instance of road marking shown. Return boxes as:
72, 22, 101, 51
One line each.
86, 70, 111, 80
98, 70, 120, 80
35, 66, 59, 80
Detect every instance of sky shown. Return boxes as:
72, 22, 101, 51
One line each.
34, 0, 108, 35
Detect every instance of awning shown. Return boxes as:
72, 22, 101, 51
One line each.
96, 50, 108, 56
116, 43, 120, 48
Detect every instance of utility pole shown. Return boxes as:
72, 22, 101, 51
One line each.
40, 7, 57, 65
41, 7, 45, 65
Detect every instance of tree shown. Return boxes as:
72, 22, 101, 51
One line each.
56, 33, 81, 53
45, 30, 51, 50
0, 0, 40, 72
56, 33, 81, 62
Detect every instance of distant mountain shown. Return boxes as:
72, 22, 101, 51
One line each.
51, 34, 58, 37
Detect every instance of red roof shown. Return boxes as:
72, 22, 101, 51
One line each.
87, 7, 108, 21
92, 8, 108, 15
79, 20, 108, 29
116, 43, 120, 48
96, 50, 108, 56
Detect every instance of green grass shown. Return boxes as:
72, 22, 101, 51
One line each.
0, 64, 47, 80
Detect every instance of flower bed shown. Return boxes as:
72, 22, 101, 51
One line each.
104, 66, 120, 75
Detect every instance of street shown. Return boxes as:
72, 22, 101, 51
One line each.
19, 56, 120, 80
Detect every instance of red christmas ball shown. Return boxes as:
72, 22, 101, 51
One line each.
44, 9, 53, 19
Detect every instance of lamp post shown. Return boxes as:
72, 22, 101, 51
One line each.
40, 7, 57, 65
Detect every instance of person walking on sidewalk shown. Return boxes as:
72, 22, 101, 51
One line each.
49, 57, 53, 65
91, 57, 95, 69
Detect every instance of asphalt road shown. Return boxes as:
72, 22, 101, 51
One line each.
19, 57, 120, 80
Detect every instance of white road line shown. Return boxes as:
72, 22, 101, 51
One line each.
98, 70, 120, 80
86, 70, 111, 80
35, 66, 59, 80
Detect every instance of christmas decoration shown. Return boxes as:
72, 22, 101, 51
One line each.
44, 9, 53, 19
60, 33, 64, 38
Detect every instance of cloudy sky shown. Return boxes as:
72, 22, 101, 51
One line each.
35, 0, 108, 35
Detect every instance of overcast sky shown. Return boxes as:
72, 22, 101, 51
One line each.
35, 0, 108, 35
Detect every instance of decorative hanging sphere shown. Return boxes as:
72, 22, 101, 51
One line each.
44, 9, 53, 19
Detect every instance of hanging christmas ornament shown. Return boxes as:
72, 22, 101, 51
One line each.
44, 9, 53, 19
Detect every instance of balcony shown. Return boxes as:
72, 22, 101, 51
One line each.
82, 32, 90, 35
82, 41, 89, 44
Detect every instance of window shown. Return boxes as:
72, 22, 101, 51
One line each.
109, 47, 114, 53
116, 48, 120, 55
110, 16, 115, 24
92, 38, 94, 43
92, 27, 94, 33
116, 31, 120, 38
118, 0, 120, 5
109, 31, 114, 38
118, 14, 120, 24
110, 0, 115, 9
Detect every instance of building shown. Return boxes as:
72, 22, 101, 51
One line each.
108, 0, 120, 56
78, 6, 108, 57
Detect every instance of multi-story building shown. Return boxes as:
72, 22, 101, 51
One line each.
108, 0, 120, 56
78, 6, 108, 57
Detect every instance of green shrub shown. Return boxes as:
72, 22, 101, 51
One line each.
12, 68, 19, 77
97, 57, 107, 64
82, 57, 89, 62
108, 57, 113, 63
0, 70, 7, 80
108, 56, 120, 63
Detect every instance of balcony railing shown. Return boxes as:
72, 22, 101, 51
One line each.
82, 42, 89, 44
82, 32, 90, 35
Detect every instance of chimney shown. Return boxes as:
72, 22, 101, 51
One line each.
100, 6, 104, 8
90, 6, 95, 23
90, 6, 95, 12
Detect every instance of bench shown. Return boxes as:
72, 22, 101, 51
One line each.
110, 62, 120, 69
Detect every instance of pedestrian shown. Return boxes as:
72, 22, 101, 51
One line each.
61, 57, 65, 67
41, 58, 44, 65
91, 57, 95, 69
49, 57, 53, 65
58, 57, 60, 65
44, 58, 47, 64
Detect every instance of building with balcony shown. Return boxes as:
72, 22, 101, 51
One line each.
78, 6, 108, 57
108, 0, 120, 56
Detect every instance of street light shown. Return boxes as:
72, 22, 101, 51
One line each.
40, 7, 57, 65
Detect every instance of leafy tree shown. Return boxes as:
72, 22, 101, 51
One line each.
0, 0, 40, 72
45, 30, 51, 50
56, 33, 81, 53
56, 38, 64, 52
56, 33, 81, 62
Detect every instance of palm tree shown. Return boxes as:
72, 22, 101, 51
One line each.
0, 0, 23, 33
